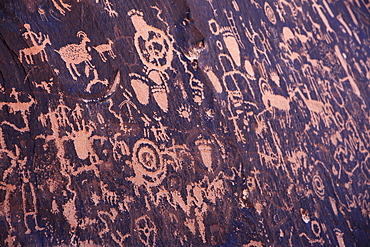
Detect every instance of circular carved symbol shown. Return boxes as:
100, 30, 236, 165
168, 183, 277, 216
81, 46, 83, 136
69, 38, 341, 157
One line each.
312, 174, 325, 199
137, 145, 159, 171
311, 220, 321, 237
264, 2, 277, 25
136, 30, 173, 70
132, 139, 166, 186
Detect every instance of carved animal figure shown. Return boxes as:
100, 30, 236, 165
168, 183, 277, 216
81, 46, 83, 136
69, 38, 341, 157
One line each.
19, 34, 51, 64
93, 39, 116, 62
51, 0, 71, 15
55, 31, 94, 80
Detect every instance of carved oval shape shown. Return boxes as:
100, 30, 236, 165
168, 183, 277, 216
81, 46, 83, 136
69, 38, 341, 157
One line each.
131, 79, 150, 105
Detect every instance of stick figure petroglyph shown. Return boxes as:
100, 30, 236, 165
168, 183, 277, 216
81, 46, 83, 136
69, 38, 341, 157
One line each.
103, 0, 118, 17
22, 24, 41, 46
38, 8, 48, 21
20, 159, 45, 234
0, 143, 44, 237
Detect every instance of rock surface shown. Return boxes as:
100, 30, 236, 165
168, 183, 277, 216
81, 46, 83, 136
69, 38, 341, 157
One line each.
0, 0, 369, 246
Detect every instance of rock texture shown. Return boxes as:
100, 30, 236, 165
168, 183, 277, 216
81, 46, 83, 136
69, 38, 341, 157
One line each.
0, 0, 369, 246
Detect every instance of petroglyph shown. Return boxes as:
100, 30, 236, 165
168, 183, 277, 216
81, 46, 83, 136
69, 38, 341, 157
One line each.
208, 14, 243, 67
102, 0, 118, 17
55, 31, 94, 80
1, 0, 370, 246
135, 215, 157, 246
312, 0, 336, 43
177, 104, 192, 121
38, 8, 48, 21
85, 68, 109, 93
128, 8, 175, 112
264, 2, 277, 25
51, 0, 71, 15
93, 39, 116, 62
0, 88, 35, 132
19, 24, 51, 64
129, 138, 166, 193
260, 78, 290, 113
33, 78, 54, 93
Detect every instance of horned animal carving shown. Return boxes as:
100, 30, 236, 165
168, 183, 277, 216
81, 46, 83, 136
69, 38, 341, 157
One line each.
55, 31, 94, 80
93, 39, 116, 62
19, 34, 51, 64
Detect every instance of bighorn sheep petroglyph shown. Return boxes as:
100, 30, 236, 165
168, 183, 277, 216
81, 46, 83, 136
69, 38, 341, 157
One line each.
55, 31, 94, 80
93, 39, 116, 62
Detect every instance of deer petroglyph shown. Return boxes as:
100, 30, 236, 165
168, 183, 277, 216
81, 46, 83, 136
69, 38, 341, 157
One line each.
93, 39, 116, 62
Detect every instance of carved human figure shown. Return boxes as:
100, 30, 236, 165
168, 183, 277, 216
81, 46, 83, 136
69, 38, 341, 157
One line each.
103, 0, 118, 17
19, 24, 51, 64
22, 24, 41, 46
